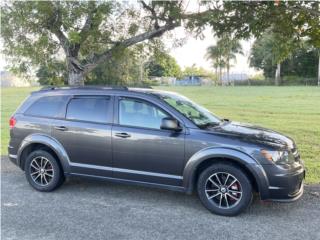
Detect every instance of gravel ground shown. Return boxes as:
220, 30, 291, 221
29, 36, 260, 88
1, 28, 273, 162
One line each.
1, 156, 320, 240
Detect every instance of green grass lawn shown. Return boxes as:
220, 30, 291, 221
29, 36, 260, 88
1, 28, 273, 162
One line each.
1, 86, 320, 183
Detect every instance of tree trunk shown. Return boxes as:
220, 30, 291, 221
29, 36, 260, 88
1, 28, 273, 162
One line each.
275, 62, 281, 86
68, 71, 85, 86
67, 58, 85, 86
139, 58, 144, 84
215, 66, 218, 86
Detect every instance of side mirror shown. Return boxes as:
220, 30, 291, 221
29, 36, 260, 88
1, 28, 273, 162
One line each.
160, 117, 182, 131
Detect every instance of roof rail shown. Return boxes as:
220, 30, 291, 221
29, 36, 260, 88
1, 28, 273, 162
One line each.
40, 86, 57, 90
39, 85, 129, 91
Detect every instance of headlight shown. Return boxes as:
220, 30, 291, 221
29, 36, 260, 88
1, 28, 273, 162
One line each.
260, 149, 294, 164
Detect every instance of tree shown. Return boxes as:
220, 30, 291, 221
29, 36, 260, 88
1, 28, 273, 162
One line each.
250, 38, 318, 83
147, 51, 182, 78
197, 1, 319, 41
251, 28, 299, 85
2, 1, 319, 86
86, 45, 145, 86
218, 35, 243, 85
206, 45, 225, 84
206, 35, 242, 85
282, 47, 318, 79
249, 28, 300, 85
1, 1, 193, 85
196, 1, 320, 84
36, 61, 67, 85
36, 42, 156, 86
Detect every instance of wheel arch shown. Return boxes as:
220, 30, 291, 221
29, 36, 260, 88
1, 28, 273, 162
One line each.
183, 147, 269, 199
17, 133, 70, 173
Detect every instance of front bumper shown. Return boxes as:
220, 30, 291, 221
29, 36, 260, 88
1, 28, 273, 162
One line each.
268, 181, 304, 202
262, 163, 305, 202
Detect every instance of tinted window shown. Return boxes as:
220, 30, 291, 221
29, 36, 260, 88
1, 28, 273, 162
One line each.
119, 99, 169, 129
25, 96, 68, 118
66, 97, 110, 123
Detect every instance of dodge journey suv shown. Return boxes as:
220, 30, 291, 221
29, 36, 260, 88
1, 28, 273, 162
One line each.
8, 86, 305, 216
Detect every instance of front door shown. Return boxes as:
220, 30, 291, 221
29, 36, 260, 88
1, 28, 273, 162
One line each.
52, 95, 113, 177
112, 97, 185, 186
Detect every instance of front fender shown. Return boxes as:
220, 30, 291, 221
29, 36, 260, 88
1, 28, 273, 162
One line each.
17, 133, 70, 173
183, 147, 269, 198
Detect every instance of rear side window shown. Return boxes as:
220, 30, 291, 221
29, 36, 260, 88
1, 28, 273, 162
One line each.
66, 97, 110, 123
25, 96, 68, 118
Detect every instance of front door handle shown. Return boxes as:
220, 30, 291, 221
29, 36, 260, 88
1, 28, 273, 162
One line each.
115, 132, 131, 138
54, 126, 68, 131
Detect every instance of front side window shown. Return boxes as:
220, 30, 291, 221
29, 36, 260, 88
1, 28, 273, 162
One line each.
119, 98, 169, 129
66, 97, 110, 123
25, 96, 68, 118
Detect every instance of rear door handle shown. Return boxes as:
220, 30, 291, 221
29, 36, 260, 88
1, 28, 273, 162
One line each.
54, 126, 68, 131
115, 132, 131, 138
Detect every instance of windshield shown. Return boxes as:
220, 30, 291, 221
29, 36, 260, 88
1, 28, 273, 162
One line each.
157, 92, 221, 128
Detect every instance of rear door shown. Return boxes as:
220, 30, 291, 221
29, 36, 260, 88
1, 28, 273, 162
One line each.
52, 95, 113, 177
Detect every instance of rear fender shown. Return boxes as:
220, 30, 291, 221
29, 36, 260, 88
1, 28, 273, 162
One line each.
17, 133, 70, 173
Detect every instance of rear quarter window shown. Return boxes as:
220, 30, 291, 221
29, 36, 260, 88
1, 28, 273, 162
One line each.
25, 96, 68, 118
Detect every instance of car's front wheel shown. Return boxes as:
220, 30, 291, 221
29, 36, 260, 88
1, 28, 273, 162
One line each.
25, 150, 64, 192
197, 163, 253, 216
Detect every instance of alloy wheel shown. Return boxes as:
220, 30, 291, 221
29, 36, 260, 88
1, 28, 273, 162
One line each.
29, 156, 54, 186
205, 172, 242, 209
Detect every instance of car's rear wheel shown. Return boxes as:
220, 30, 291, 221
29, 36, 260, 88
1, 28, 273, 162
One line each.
25, 150, 64, 191
197, 163, 253, 216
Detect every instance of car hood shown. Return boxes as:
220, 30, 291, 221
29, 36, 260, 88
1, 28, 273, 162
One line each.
212, 121, 295, 150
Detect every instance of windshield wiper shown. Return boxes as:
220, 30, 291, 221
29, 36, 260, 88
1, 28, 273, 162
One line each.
199, 122, 221, 129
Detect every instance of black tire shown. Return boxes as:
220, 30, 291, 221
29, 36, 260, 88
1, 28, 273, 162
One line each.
25, 150, 64, 192
197, 163, 253, 216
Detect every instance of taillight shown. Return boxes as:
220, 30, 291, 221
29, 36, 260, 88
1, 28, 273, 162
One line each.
9, 116, 16, 129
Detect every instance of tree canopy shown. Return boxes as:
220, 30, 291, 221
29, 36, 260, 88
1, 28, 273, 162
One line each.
146, 50, 182, 78
250, 35, 318, 81
2, 1, 189, 85
2, 1, 319, 86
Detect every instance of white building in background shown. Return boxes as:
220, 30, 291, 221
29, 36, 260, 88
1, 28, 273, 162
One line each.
150, 76, 177, 85
221, 73, 249, 83
0, 71, 37, 87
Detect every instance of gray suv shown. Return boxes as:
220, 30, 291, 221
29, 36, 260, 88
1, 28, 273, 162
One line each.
8, 87, 305, 216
